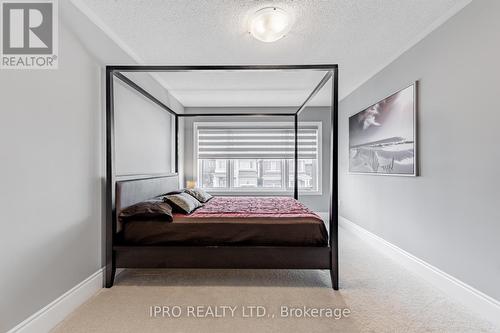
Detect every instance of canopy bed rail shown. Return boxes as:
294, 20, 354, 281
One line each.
105, 65, 339, 290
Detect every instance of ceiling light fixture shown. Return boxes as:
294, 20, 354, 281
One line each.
249, 7, 292, 43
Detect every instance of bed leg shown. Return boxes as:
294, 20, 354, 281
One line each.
105, 254, 116, 288
330, 266, 338, 290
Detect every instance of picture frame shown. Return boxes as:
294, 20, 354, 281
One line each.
349, 82, 417, 176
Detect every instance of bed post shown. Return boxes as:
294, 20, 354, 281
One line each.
105, 66, 116, 288
330, 66, 339, 290
175, 115, 179, 173
294, 114, 299, 200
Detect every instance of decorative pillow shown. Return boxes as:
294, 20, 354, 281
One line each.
184, 188, 213, 203
119, 199, 173, 222
164, 193, 203, 214
159, 189, 185, 196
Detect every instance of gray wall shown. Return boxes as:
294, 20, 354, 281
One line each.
339, 0, 500, 301
183, 107, 331, 212
0, 25, 102, 331
114, 78, 176, 175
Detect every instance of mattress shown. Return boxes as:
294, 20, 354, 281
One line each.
122, 196, 328, 246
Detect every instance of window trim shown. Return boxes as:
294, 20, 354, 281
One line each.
193, 121, 322, 196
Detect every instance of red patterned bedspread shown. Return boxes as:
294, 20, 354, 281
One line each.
125, 196, 328, 245
182, 196, 322, 221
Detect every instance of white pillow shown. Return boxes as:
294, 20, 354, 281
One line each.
184, 188, 213, 203
164, 193, 203, 214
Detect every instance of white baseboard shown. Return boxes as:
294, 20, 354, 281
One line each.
7, 268, 104, 333
339, 216, 500, 327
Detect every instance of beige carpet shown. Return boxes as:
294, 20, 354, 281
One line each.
53, 229, 498, 333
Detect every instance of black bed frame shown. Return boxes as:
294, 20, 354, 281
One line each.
105, 65, 339, 289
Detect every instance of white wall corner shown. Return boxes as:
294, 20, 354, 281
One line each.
7, 268, 104, 333
339, 216, 500, 327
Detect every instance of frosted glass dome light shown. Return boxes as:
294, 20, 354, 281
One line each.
249, 7, 292, 43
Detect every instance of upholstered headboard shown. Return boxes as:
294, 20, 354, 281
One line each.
115, 174, 179, 232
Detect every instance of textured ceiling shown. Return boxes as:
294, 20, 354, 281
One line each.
80, 0, 467, 107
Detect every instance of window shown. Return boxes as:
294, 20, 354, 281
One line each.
199, 159, 228, 188
287, 159, 317, 190
195, 122, 321, 194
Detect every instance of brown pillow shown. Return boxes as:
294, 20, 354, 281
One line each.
164, 193, 203, 214
184, 188, 213, 203
119, 199, 173, 222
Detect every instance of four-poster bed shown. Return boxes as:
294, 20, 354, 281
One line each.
105, 65, 339, 289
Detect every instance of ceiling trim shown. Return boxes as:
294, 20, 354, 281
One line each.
340, 0, 472, 101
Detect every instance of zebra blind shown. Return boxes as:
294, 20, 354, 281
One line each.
196, 123, 319, 159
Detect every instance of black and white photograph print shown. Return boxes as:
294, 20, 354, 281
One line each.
349, 83, 417, 176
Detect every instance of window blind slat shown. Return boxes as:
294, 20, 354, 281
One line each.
197, 125, 319, 160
